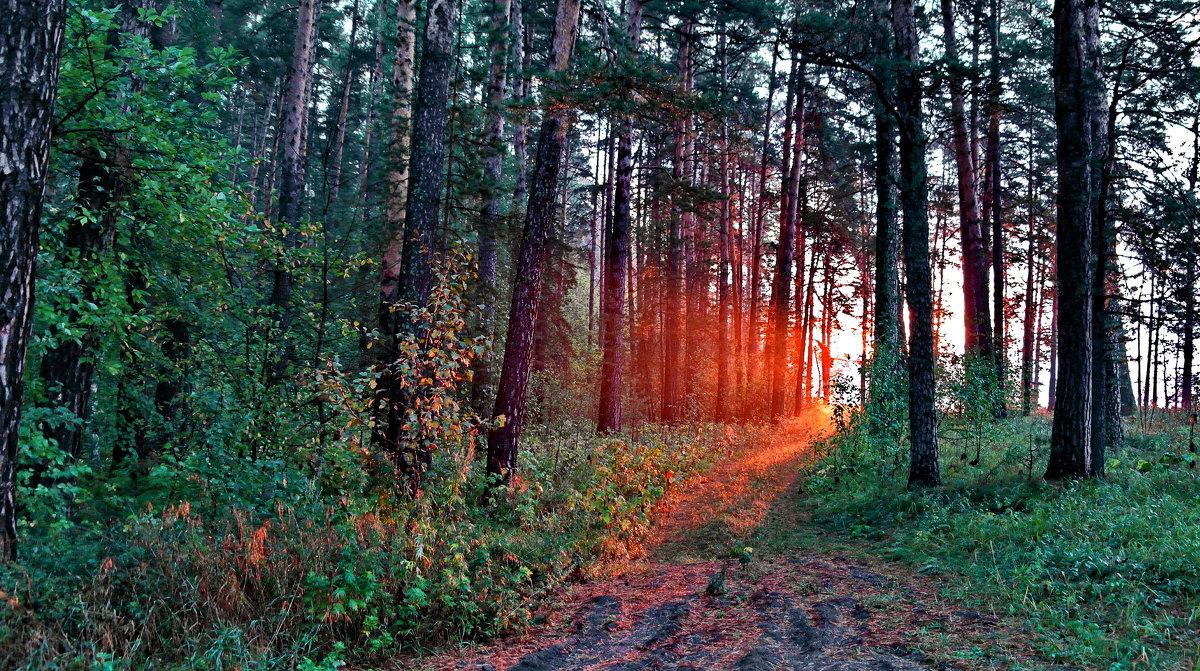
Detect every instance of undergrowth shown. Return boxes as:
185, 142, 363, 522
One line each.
0, 420, 727, 670
807, 363, 1200, 670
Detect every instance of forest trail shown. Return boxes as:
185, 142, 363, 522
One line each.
399, 409, 1034, 671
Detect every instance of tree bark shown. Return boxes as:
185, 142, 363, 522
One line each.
745, 41, 779, 419
940, 0, 993, 360
597, 0, 644, 433
985, 0, 1006, 383
322, 0, 361, 211
662, 17, 694, 425
269, 0, 320, 336
1046, 0, 1107, 479
894, 0, 941, 488
374, 0, 455, 493
470, 0, 515, 414
377, 0, 417, 324
486, 0, 582, 481
0, 0, 68, 561
770, 57, 802, 418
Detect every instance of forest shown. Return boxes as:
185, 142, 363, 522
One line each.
1, 0, 1199, 667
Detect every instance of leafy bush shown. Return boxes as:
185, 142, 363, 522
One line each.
2, 411, 723, 670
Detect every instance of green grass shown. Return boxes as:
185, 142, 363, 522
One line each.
801, 411, 1200, 670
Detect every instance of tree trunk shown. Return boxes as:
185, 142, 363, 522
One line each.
377, 0, 417, 323
940, 0, 993, 360
1020, 188, 1038, 414
597, 0, 644, 433
0, 0, 68, 561
470, 0, 515, 414
894, 0, 941, 488
322, 0, 361, 211
770, 57, 802, 418
1046, 0, 1106, 479
374, 0, 455, 493
486, 0, 582, 481
662, 17, 694, 425
269, 0, 320, 336
745, 42, 779, 419
37, 143, 130, 467
1048, 285, 1058, 410
985, 0, 1006, 384
873, 95, 901, 367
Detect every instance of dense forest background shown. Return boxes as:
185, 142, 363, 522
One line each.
1, 0, 1199, 667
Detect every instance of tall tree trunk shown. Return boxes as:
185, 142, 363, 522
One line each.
745, 42, 779, 419
1020, 181, 1038, 414
323, 0, 361, 211
0, 0, 68, 562
486, 0, 582, 481
378, 0, 417, 322
715, 111, 732, 420
395, 0, 453, 307
356, 10, 385, 213
820, 259, 835, 402
661, 17, 693, 424
799, 242, 819, 408
770, 57, 802, 418
37, 143, 130, 467
1046, 0, 1106, 479
374, 0, 455, 493
986, 0, 1006, 384
1047, 284, 1058, 410
869, 0, 902, 383
269, 0, 320, 338
509, 0, 531, 216
470, 0, 515, 414
873, 97, 901, 365
940, 0, 993, 360
597, 0, 644, 433
894, 0, 941, 488
1183, 121, 1198, 410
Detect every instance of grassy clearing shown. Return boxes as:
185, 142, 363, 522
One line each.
798, 409, 1200, 670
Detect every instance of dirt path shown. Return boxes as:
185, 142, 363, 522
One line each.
400, 410, 1039, 671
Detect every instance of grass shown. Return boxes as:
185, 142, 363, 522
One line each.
794, 409, 1200, 670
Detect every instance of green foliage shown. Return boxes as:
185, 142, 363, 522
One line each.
806, 410, 1200, 670
0, 419, 721, 669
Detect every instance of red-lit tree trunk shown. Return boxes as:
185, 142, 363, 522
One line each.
770, 57, 802, 418
985, 0, 1006, 382
745, 42, 779, 419
661, 17, 693, 424
820, 259, 835, 402
1020, 177, 1039, 414
940, 0, 993, 360
487, 0, 582, 480
598, 0, 644, 432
